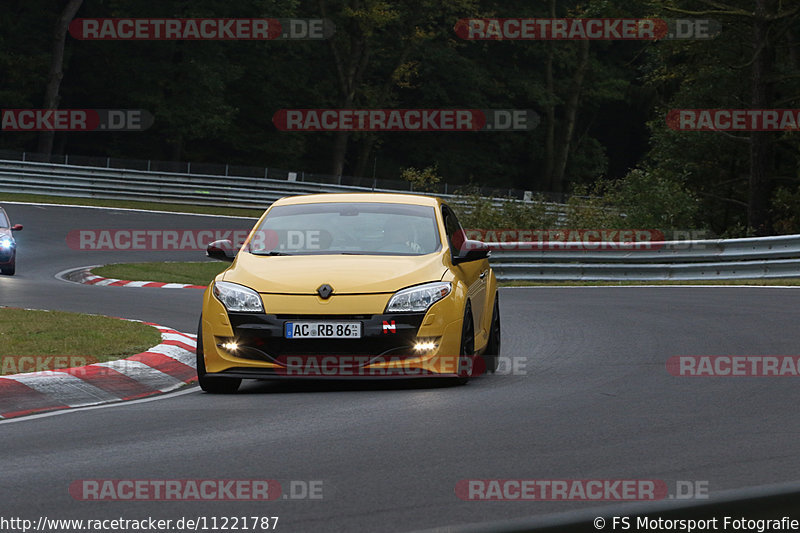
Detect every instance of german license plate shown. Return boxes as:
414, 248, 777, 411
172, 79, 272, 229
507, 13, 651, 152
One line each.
284, 321, 362, 339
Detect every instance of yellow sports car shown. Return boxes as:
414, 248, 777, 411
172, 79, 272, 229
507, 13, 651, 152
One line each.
197, 193, 500, 393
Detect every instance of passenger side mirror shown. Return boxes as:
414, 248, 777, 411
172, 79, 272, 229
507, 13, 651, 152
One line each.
452, 240, 490, 264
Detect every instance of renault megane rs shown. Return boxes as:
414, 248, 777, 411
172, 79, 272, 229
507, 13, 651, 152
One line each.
197, 193, 500, 393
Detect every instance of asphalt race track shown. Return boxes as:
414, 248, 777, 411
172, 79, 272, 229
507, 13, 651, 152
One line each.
3, 202, 800, 532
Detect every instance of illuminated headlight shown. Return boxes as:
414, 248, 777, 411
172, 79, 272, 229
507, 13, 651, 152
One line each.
0, 239, 12, 249
213, 281, 264, 313
386, 282, 451, 313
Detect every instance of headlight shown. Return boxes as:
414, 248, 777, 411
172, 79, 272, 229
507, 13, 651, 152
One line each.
0, 238, 12, 249
213, 281, 264, 313
386, 282, 451, 313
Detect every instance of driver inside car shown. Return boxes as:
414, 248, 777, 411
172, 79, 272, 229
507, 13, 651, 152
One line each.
381, 223, 422, 253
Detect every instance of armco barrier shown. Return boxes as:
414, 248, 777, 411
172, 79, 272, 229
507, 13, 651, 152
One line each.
0, 158, 569, 219
3, 158, 799, 281
488, 235, 800, 280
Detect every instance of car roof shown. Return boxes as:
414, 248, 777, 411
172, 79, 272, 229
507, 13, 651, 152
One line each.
271, 193, 442, 208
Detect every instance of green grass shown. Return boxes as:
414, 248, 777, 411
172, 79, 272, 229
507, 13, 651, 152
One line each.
2, 192, 263, 218
92, 261, 228, 285
91, 260, 800, 288
0, 308, 163, 375
500, 278, 800, 287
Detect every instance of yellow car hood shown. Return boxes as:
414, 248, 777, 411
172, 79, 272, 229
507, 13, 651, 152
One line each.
223, 252, 447, 294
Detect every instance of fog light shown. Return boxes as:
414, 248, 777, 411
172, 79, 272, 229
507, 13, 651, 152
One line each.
220, 341, 239, 352
414, 340, 437, 352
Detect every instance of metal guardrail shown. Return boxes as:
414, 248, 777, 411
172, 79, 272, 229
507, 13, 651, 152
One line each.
489, 235, 800, 281
0, 158, 569, 217
2, 158, 799, 281
0, 148, 561, 201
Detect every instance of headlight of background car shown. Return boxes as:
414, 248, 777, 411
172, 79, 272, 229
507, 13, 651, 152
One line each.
213, 281, 264, 313
0, 238, 12, 249
386, 282, 451, 313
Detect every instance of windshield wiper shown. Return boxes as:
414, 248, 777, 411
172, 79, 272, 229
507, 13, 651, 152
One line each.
252, 251, 293, 256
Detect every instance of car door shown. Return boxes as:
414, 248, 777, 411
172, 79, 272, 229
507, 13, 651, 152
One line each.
442, 205, 487, 345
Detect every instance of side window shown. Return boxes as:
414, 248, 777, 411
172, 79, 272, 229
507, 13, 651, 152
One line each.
442, 206, 466, 253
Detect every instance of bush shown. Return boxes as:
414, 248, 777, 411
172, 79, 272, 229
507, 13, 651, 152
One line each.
401, 164, 441, 192
450, 189, 559, 230
565, 168, 700, 231
771, 186, 800, 234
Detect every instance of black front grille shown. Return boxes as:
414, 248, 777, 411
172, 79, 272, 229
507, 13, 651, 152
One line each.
226, 312, 426, 362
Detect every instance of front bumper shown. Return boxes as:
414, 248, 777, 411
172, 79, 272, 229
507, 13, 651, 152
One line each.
226, 311, 427, 362
202, 312, 464, 379
0, 245, 14, 263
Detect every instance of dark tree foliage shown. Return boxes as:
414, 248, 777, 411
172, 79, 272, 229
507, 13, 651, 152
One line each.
1, 0, 799, 234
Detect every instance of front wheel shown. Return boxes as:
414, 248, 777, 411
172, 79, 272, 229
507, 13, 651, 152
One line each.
196, 318, 241, 394
484, 295, 501, 373
451, 302, 474, 386
1, 255, 15, 276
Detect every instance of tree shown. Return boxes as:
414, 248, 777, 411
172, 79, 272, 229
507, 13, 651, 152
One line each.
37, 0, 83, 156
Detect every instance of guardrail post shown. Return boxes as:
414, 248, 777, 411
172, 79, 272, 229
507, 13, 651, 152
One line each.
225, 164, 229, 176
106, 157, 110, 168
187, 162, 191, 174
22, 152, 26, 161
265, 168, 269, 179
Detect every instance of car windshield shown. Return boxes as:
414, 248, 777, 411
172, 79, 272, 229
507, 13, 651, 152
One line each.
249, 202, 441, 256
0, 210, 8, 228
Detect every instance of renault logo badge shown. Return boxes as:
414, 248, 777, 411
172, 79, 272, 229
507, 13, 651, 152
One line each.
317, 284, 333, 299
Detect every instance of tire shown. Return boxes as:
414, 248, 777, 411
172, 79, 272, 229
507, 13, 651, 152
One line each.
452, 302, 474, 386
196, 318, 241, 394
1, 255, 15, 276
484, 295, 501, 374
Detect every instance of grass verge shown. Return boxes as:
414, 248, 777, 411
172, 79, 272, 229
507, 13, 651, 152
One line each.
92, 261, 228, 286
2, 192, 263, 218
0, 308, 163, 375
91, 261, 800, 288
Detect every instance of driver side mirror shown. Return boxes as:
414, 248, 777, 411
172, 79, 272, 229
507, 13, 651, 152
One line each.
11, 224, 22, 231
206, 239, 238, 262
